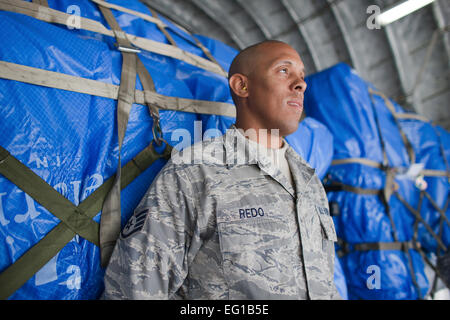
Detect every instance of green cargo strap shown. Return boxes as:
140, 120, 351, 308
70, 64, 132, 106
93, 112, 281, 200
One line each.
326, 181, 447, 251
423, 191, 450, 228
331, 158, 449, 179
331, 158, 382, 168
336, 239, 419, 256
368, 89, 403, 243
0, 142, 171, 300
331, 88, 447, 298
324, 181, 381, 195
435, 127, 450, 183
324, 180, 401, 242
136, 58, 164, 146
0, 0, 227, 77
96, 3, 139, 268
96, 2, 168, 267
0, 146, 99, 246
99, 51, 137, 268
368, 88, 430, 122
367, 89, 404, 245
369, 88, 416, 165
354, 241, 419, 252
394, 191, 447, 252
325, 178, 399, 244
0, 60, 236, 117
142, 3, 226, 74
419, 248, 450, 291
359, 240, 423, 297
31, 0, 48, 6
145, 6, 177, 47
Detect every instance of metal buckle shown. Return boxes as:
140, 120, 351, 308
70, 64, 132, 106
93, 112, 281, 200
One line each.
117, 45, 141, 54
152, 119, 164, 146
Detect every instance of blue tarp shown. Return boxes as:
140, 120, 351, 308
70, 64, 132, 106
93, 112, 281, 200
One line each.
0, 0, 344, 299
304, 62, 449, 300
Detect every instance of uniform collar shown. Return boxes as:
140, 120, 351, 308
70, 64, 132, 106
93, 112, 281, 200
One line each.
223, 124, 276, 169
223, 125, 316, 198
286, 147, 316, 197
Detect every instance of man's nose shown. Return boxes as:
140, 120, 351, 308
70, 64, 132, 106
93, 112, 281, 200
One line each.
292, 78, 307, 93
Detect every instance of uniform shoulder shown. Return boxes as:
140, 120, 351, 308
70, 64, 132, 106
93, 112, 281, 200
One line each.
169, 134, 226, 166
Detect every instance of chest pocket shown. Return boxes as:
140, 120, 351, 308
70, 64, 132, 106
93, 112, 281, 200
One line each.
318, 213, 337, 255
217, 207, 298, 299
318, 211, 337, 242
218, 216, 291, 252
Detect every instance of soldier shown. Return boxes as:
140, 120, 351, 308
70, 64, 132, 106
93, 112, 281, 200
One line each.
102, 40, 341, 299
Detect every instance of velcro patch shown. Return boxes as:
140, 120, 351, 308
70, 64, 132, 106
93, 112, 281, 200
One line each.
315, 205, 330, 216
121, 209, 148, 239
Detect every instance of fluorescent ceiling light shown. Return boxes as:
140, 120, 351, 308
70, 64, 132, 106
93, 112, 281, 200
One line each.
376, 0, 436, 26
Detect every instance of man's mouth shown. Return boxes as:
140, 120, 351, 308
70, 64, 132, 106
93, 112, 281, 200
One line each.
287, 100, 303, 109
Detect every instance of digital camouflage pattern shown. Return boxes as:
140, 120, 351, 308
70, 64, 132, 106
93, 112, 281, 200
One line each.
103, 126, 341, 299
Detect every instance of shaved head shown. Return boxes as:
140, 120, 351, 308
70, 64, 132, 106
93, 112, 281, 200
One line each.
228, 40, 287, 82
227, 40, 307, 138
228, 40, 297, 106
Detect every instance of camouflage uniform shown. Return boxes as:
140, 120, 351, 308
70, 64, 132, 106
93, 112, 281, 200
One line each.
103, 126, 341, 299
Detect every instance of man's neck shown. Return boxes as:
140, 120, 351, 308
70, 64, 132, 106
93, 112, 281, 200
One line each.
234, 123, 283, 149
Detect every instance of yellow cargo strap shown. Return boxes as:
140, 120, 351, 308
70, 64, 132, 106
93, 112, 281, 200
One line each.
95, 1, 139, 268
95, 1, 172, 267
31, 0, 48, 7
0, 0, 227, 77
0, 142, 172, 300
328, 87, 449, 298
0, 60, 236, 117
145, 6, 177, 47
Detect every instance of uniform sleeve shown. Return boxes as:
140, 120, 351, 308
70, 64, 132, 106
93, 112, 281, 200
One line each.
314, 174, 343, 300
102, 163, 199, 299
329, 248, 343, 300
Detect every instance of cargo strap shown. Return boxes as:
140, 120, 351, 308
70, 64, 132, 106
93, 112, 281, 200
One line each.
0, 0, 227, 297
0, 146, 99, 246
90, 0, 166, 28
413, 192, 450, 296
325, 181, 380, 195
142, 4, 226, 74
327, 168, 449, 251
337, 239, 419, 258
0, 0, 227, 77
368, 88, 430, 123
145, 6, 177, 47
336, 191, 450, 292
0, 142, 171, 300
96, 1, 170, 266
356, 240, 419, 252
370, 89, 416, 165
331, 158, 449, 179
31, 0, 48, 7
327, 88, 449, 298
0, 61, 236, 117
394, 192, 448, 251
96, 2, 138, 268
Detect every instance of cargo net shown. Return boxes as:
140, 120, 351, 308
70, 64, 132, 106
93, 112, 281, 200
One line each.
0, 0, 235, 300
324, 88, 449, 300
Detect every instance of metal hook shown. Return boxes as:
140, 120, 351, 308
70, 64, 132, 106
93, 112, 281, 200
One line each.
152, 118, 163, 146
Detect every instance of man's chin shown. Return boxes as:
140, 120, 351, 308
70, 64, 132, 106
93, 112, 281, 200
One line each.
280, 121, 300, 137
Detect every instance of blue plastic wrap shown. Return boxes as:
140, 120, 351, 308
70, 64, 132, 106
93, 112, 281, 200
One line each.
304, 62, 449, 300
0, 0, 220, 300
0, 0, 347, 299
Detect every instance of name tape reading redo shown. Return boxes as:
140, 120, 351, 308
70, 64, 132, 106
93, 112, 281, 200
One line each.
239, 207, 265, 219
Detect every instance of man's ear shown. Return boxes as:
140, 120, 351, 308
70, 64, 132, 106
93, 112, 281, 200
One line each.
229, 73, 249, 98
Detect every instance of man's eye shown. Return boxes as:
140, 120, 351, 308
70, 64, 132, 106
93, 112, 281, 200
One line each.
280, 68, 288, 73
